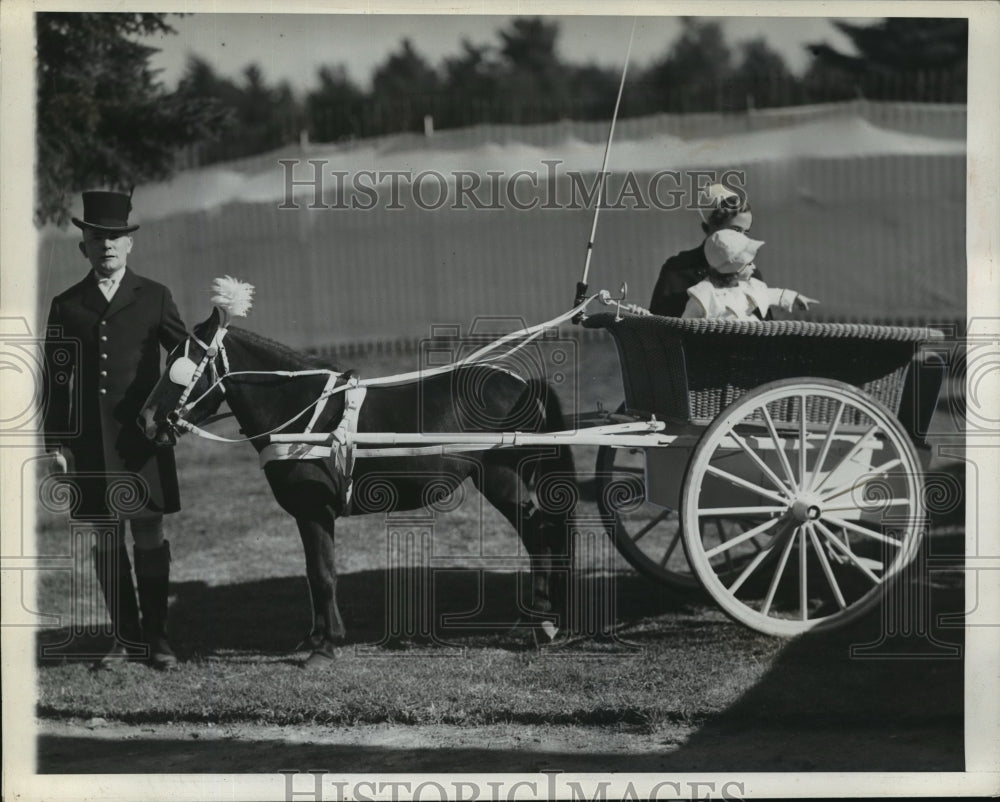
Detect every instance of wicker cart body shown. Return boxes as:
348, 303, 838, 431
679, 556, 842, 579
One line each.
585, 313, 944, 635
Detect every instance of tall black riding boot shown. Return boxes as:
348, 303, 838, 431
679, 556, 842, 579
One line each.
92, 543, 145, 669
134, 541, 179, 670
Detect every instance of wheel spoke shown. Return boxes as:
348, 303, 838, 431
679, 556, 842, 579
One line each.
705, 516, 781, 558
821, 513, 903, 548
728, 520, 790, 593
799, 525, 809, 621
807, 400, 845, 491
705, 465, 789, 505
814, 520, 883, 583
659, 528, 682, 567
700, 505, 787, 516
812, 422, 881, 494
760, 524, 797, 616
820, 458, 904, 504
824, 498, 912, 513
628, 508, 671, 544
713, 520, 736, 574
808, 523, 847, 610
761, 405, 799, 493
798, 394, 808, 492
727, 427, 796, 496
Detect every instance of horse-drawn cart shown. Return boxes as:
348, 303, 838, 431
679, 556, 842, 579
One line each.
146, 280, 945, 645
258, 304, 944, 637
585, 312, 943, 636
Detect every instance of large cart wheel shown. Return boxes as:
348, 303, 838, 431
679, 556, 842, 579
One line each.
595, 406, 768, 592
595, 439, 696, 589
680, 378, 925, 636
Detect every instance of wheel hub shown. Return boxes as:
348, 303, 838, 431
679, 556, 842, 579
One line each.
790, 494, 823, 523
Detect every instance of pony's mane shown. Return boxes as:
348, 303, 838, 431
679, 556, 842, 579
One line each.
226, 325, 345, 372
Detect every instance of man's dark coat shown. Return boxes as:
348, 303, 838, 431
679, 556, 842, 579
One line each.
44, 268, 187, 518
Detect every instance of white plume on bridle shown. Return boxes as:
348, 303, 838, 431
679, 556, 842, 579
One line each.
210, 276, 255, 322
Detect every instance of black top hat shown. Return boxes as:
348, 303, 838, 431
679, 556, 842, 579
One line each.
71, 191, 139, 234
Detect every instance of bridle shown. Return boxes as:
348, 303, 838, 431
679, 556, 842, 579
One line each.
165, 326, 230, 436
163, 325, 352, 444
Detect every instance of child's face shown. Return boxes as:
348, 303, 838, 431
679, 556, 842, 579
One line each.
736, 262, 755, 281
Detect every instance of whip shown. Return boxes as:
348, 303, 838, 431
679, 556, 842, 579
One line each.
573, 17, 637, 322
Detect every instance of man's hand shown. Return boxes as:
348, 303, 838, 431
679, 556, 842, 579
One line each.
794, 294, 820, 311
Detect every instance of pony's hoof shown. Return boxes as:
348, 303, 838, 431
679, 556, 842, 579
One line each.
534, 620, 560, 646
295, 634, 324, 653
301, 649, 337, 670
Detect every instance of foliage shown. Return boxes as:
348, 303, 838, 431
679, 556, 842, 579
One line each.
35, 13, 227, 226
175, 58, 299, 163
305, 65, 365, 142
370, 38, 440, 132
633, 19, 732, 113
41, 16, 966, 176
806, 18, 968, 102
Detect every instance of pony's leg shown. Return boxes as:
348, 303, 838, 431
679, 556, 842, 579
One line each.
295, 510, 346, 667
473, 458, 572, 641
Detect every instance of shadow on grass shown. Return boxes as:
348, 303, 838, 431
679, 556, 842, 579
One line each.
36, 568, 693, 664
38, 570, 965, 772
35, 550, 966, 773
673, 570, 966, 771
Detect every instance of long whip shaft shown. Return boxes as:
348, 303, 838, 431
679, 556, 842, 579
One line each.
576, 18, 637, 306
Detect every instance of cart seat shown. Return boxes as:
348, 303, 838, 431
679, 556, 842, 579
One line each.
583, 314, 945, 439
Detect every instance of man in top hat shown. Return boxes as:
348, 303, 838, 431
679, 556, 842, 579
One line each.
649, 182, 766, 317
43, 190, 188, 670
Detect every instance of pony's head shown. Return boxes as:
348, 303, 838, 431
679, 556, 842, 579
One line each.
139, 276, 254, 446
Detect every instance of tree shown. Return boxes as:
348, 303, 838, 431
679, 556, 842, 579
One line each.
496, 17, 568, 121
36, 13, 227, 226
236, 64, 300, 154
439, 40, 500, 127
176, 57, 301, 162
637, 19, 733, 113
305, 65, 365, 142
733, 37, 798, 109
806, 18, 967, 101
370, 39, 440, 132
565, 63, 620, 121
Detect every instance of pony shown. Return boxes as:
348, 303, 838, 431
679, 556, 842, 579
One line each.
139, 278, 576, 667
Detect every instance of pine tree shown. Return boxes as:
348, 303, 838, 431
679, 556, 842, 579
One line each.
36, 13, 227, 226
806, 18, 967, 102
370, 39, 440, 133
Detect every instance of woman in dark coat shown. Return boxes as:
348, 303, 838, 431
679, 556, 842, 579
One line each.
649, 182, 764, 318
44, 191, 187, 669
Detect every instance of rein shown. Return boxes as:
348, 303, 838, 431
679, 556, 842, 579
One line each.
169, 293, 599, 446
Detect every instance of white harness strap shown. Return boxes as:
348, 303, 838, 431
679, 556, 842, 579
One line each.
331, 380, 367, 506
258, 378, 368, 506
304, 370, 341, 434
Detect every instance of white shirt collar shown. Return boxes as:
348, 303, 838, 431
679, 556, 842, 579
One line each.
94, 267, 126, 286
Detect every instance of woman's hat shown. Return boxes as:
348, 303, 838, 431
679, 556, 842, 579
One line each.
71, 190, 139, 234
699, 182, 752, 232
704, 229, 764, 274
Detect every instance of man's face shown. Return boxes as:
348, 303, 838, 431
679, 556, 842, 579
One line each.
79, 229, 132, 276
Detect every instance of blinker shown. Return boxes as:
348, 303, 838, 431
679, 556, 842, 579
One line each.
169, 356, 199, 386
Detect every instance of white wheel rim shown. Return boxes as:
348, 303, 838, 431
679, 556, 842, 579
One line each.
681, 380, 925, 636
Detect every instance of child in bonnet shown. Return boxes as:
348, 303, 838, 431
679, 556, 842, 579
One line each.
682, 229, 819, 320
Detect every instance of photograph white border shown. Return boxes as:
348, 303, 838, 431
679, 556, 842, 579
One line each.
2, 0, 998, 798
